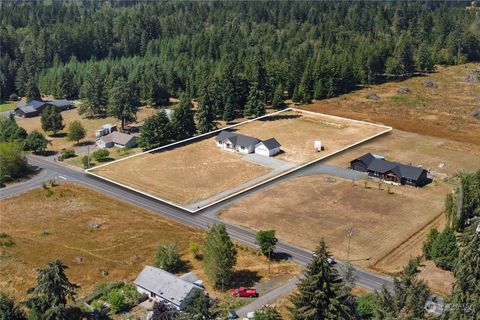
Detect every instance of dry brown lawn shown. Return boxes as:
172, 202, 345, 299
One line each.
91, 138, 271, 205
16, 106, 156, 151
301, 63, 480, 145
92, 110, 387, 206
0, 184, 300, 301
234, 110, 387, 164
220, 174, 452, 271
324, 129, 480, 178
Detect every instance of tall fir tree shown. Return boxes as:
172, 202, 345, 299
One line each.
202, 224, 237, 289
244, 84, 266, 118
107, 77, 139, 130
26, 259, 79, 320
272, 84, 286, 110
25, 76, 41, 102
138, 110, 172, 150
444, 220, 480, 320
196, 83, 217, 134
171, 94, 196, 141
289, 240, 355, 320
79, 64, 106, 117
40, 105, 64, 135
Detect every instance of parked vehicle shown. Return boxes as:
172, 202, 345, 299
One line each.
231, 287, 258, 298
312, 253, 336, 264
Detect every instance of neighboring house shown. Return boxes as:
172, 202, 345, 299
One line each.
255, 138, 281, 156
350, 153, 429, 187
96, 132, 136, 149
215, 131, 282, 157
14, 99, 74, 118
134, 266, 204, 310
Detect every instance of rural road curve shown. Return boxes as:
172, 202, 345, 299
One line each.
0, 155, 444, 315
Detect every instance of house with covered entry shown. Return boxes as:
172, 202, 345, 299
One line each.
134, 266, 205, 310
215, 131, 281, 157
350, 153, 429, 187
96, 132, 137, 149
14, 99, 74, 118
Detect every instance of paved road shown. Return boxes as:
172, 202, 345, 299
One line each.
0, 155, 444, 315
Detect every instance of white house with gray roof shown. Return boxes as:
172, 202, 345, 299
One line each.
96, 132, 136, 149
134, 266, 204, 310
215, 131, 281, 156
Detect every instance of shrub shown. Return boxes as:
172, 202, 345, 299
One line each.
8, 93, 19, 101
0, 233, 14, 247
154, 242, 182, 273
356, 293, 377, 319
58, 149, 76, 161
81, 155, 90, 168
92, 149, 110, 161
189, 242, 203, 260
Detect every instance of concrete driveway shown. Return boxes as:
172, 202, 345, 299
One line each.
242, 153, 296, 171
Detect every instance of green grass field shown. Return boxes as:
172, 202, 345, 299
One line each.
0, 101, 15, 112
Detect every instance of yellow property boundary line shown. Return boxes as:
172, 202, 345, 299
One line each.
86, 108, 393, 213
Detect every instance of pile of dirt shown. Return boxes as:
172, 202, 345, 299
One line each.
465, 70, 480, 83
366, 92, 380, 100
423, 80, 438, 88
471, 109, 480, 119
398, 87, 411, 94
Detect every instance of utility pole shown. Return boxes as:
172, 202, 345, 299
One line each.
347, 227, 353, 262
268, 249, 271, 275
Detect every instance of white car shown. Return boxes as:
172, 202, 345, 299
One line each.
312, 253, 335, 264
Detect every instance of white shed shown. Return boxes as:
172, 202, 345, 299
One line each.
255, 138, 281, 157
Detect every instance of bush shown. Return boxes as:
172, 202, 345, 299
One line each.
422, 228, 439, 259
92, 149, 110, 161
0, 142, 28, 184
81, 155, 90, 168
87, 282, 145, 315
25, 131, 49, 153
154, 242, 182, 273
58, 149, 76, 161
8, 93, 19, 101
189, 242, 203, 260
0, 233, 14, 247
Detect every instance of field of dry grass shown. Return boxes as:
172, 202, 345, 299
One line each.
0, 184, 300, 302
16, 106, 156, 151
234, 110, 387, 164
91, 138, 272, 205
92, 110, 387, 206
302, 63, 480, 145
324, 129, 480, 178
220, 174, 452, 271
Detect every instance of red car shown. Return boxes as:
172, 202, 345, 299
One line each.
231, 287, 258, 298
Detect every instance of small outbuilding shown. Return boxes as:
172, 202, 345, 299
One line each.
96, 132, 136, 149
134, 266, 204, 310
255, 138, 281, 156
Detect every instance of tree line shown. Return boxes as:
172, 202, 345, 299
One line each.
1, 1, 479, 121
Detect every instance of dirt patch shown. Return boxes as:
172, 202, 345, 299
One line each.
417, 260, 454, 296
220, 174, 452, 270
0, 184, 300, 301
301, 63, 480, 145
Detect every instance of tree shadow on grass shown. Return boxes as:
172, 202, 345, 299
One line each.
228, 269, 261, 289
258, 114, 301, 122
49, 132, 67, 138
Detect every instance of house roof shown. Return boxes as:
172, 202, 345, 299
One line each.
215, 130, 236, 142
16, 106, 38, 114
353, 153, 384, 167
367, 158, 398, 173
49, 100, 73, 107
257, 138, 281, 150
395, 164, 426, 180
216, 131, 260, 148
17, 100, 47, 110
134, 266, 203, 306
100, 132, 135, 145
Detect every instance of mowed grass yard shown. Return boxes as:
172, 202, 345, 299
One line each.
220, 175, 452, 270
92, 110, 387, 206
16, 106, 156, 152
234, 110, 388, 164
0, 184, 300, 301
302, 63, 480, 145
